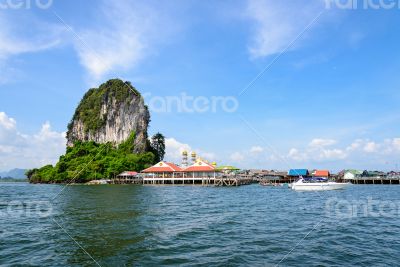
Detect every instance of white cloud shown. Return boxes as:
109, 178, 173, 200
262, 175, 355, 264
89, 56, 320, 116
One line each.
288, 139, 347, 162
250, 146, 264, 154
285, 138, 346, 162
0, 14, 62, 59
216, 137, 400, 170
0, 112, 66, 171
164, 137, 215, 164
317, 148, 347, 160
0, 11, 64, 84
286, 137, 400, 169
171, 137, 400, 170
346, 139, 363, 151
230, 152, 245, 162
246, 0, 324, 58
0, 1, 177, 84
309, 138, 337, 148
229, 146, 273, 167
345, 139, 387, 154
165, 138, 191, 163
0, 112, 16, 130
392, 138, 400, 151
287, 148, 308, 162
364, 141, 379, 153
199, 151, 217, 161
73, 0, 176, 82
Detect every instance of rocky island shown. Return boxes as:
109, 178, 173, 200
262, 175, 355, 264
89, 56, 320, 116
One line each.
27, 79, 164, 183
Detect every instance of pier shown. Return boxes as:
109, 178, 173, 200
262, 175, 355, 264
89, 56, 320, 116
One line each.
348, 177, 400, 185
110, 171, 143, 184
143, 176, 253, 186
110, 177, 143, 184
214, 177, 253, 186
116, 163, 400, 187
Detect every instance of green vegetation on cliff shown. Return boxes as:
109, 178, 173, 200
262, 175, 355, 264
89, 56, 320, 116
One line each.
28, 132, 156, 183
28, 79, 165, 184
67, 79, 143, 135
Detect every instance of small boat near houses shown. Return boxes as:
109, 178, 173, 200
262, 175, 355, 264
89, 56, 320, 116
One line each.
289, 177, 350, 191
259, 180, 277, 186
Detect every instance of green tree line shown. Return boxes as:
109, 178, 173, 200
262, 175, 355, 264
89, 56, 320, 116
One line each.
27, 132, 165, 183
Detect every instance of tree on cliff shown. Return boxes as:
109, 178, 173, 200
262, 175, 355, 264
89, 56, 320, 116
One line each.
27, 79, 163, 183
150, 133, 165, 162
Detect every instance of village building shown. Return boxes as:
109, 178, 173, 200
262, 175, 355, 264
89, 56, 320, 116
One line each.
288, 169, 309, 177
141, 162, 183, 178
141, 159, 220, 185
343, 170, 362, 180
313, 170, 330, 177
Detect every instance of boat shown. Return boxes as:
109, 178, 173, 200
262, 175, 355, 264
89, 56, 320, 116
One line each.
85, 179, 110, 185
260, 180, 277, 186
289, 177, 350, 191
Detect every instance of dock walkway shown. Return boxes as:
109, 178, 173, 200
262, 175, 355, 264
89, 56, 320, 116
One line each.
143, 176, 253, 186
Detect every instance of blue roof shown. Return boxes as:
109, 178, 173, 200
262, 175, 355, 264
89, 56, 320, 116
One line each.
288, 169, 309, 176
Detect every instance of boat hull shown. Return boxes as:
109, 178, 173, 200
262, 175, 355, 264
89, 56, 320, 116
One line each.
291, 182, 350, 191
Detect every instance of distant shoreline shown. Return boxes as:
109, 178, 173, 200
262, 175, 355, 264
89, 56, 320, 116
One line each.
0, 179, 29, 183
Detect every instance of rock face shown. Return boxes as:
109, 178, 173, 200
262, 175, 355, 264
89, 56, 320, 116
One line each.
66, 79, 150, 153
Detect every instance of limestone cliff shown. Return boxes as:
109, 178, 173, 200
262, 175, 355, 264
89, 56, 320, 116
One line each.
66, 79, 150, 153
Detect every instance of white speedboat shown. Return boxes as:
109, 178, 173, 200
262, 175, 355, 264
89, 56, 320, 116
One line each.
290, 177, 350, 191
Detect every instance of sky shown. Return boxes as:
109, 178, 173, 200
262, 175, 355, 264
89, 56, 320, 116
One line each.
0, 0, 400, 172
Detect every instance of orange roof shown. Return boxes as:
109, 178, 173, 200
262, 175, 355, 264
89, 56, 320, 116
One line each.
142, 162, 183, 173
184, 160, 215, 172
314, 170, 330, 177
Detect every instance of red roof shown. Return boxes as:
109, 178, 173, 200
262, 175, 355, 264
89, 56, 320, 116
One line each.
184, 161, 215, 172
142, 162, 183, 173
118, 171, 138, 176
314, 170, 330, 177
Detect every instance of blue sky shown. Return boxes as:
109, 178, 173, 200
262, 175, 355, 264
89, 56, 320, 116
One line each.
0, 0, 400, 172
